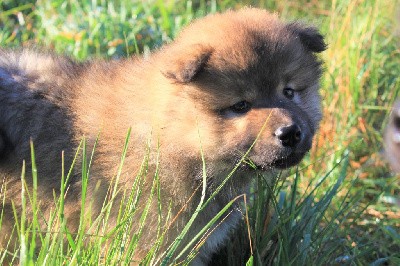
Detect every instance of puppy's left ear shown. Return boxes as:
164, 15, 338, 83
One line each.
163, 44, 213, 83
287, 23, 327, 53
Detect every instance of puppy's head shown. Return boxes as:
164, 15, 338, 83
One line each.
160, 8, 326, 171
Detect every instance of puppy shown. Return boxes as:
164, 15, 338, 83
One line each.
0, 8, 326, 265
385, 101, 400, 172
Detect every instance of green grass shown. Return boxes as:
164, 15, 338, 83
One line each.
0, 0, 399, 265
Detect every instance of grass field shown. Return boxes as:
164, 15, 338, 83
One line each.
0, 0, 399, 265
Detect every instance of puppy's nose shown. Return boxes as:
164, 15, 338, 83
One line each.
275, 124, 302, 147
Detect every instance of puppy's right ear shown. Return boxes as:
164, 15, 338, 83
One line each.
287, 23, 327, 53
163, 44, 213, 83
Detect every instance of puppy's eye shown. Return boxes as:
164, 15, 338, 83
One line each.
283, 87, 295, 99
230, 101, 251, 114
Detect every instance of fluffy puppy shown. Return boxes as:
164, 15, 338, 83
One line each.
0, 8, 326, 265
385, 101, 400, 172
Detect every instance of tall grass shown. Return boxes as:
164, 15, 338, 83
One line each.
0, 0, 399, 265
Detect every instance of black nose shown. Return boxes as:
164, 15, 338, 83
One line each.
275, 124, 302, 148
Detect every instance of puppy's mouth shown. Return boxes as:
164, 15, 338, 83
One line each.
270, 151, 307, 169
245, 150, 308, 171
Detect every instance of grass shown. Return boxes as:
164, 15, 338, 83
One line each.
0, 0, 399, 265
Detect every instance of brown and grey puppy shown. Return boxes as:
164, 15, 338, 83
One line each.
385, 101, 400, 172
0, 8, 326, 264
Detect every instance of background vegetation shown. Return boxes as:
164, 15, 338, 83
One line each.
0, 0, 399, 265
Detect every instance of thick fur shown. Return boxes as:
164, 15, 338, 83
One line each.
0, 8, 326, 265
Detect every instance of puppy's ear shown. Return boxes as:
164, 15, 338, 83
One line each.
164, 44, 213, 83
287, 23, 327, 53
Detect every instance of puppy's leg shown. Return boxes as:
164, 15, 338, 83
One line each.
0, 133, 3, 156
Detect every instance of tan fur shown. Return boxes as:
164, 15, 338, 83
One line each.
0, 8, 326, 265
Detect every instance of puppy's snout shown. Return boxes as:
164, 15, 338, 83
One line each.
275, 124, 302, 148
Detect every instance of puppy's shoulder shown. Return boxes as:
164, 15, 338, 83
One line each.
0, 47, 85, 102
0, 47, 79, 75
